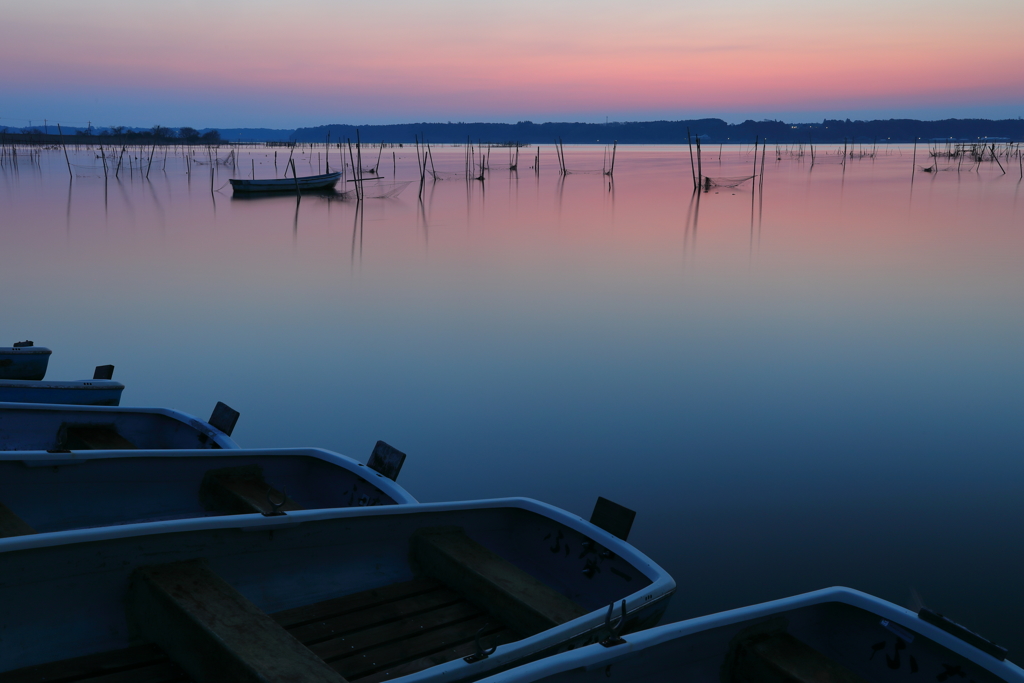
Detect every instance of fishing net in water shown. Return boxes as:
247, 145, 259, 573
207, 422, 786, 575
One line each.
810, 155, 846, 164
703, 175, 755, 189
360, 180, 412, 199
429, 170, 466, 180
563, 167, 605, 175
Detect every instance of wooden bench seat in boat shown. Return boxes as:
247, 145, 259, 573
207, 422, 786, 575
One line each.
0, 526, 585, 683
411, 526, 588, 637
730, 630, 869, 683
198, 465, 304, 516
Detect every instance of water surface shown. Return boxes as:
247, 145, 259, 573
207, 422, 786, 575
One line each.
2, 143, 1022, 651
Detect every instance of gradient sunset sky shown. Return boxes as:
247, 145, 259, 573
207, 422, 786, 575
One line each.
4, 0, 1023, 129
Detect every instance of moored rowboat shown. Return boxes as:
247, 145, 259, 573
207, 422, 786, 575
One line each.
230, 171, 342, 193
0, 446, 417, 537
475, 587, 1021, 683
0, 378, 125, 406
0, 498, 674, 683
0, 341, 51, 381
0, 401, 240, 451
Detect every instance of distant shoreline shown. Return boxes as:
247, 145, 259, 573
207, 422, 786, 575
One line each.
4, 116, 1022, 145
294, 118, 1023, 145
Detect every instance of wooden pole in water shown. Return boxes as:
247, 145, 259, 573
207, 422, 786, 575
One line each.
356, 129, 363, 180
56, 124, 72, 178
290, 158, 300, 197
347, 139, 358, 199
607, 141, 617, 176
696, 137, 703, 189
750, 136, 758, 208
759, 139, 767, 195
991, 144, 1007, 175
911, 137, 918, 183
686, 127, 697, 190
752, 135, 759, 178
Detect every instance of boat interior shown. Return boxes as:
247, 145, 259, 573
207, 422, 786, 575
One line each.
0, 505, 659, 683
514, 600, 1010, 683
0, 409, 228, 451
0, 454, 402, 535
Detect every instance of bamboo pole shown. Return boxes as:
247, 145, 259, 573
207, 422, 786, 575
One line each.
696, 137, 703, 189
911, 137, 918, 183
686, 128, 696, 190
751, 136, 758, 209
759, 139, 767, 194
57, 124, 72, 178
991, 144, 1006, 174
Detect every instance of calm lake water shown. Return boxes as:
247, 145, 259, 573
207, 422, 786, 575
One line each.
3, 143, 1023, 652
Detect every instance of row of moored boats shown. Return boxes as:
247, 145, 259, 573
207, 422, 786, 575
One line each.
0, 341, 1018, 683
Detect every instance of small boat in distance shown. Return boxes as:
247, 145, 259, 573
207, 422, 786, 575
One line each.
230, 170, 342, 193
0, 341, 51, 381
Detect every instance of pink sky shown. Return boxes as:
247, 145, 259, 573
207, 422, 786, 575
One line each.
3, 0, 1023, 129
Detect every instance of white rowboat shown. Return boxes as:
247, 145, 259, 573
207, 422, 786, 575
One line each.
476, 587, 1020, 683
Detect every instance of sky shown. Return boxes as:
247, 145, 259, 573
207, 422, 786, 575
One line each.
3, 0, 1023, 130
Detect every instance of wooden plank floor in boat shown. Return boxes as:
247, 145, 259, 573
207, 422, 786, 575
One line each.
0, 577, 521, 683
274, 576, 521, 683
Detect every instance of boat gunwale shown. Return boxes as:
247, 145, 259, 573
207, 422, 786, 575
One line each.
474, 586, 1024, 683
0, 379, 125, 390
0, 347, 52, 356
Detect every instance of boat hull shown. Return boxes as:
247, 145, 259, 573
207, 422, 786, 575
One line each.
230, 171, 342, 193
477, 587, 1023, 683
0, 379, 125, 406
0, 499, 674, 682
0, 402, 238, 450
0, 346, 52, 381
0, 446, 417, 535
